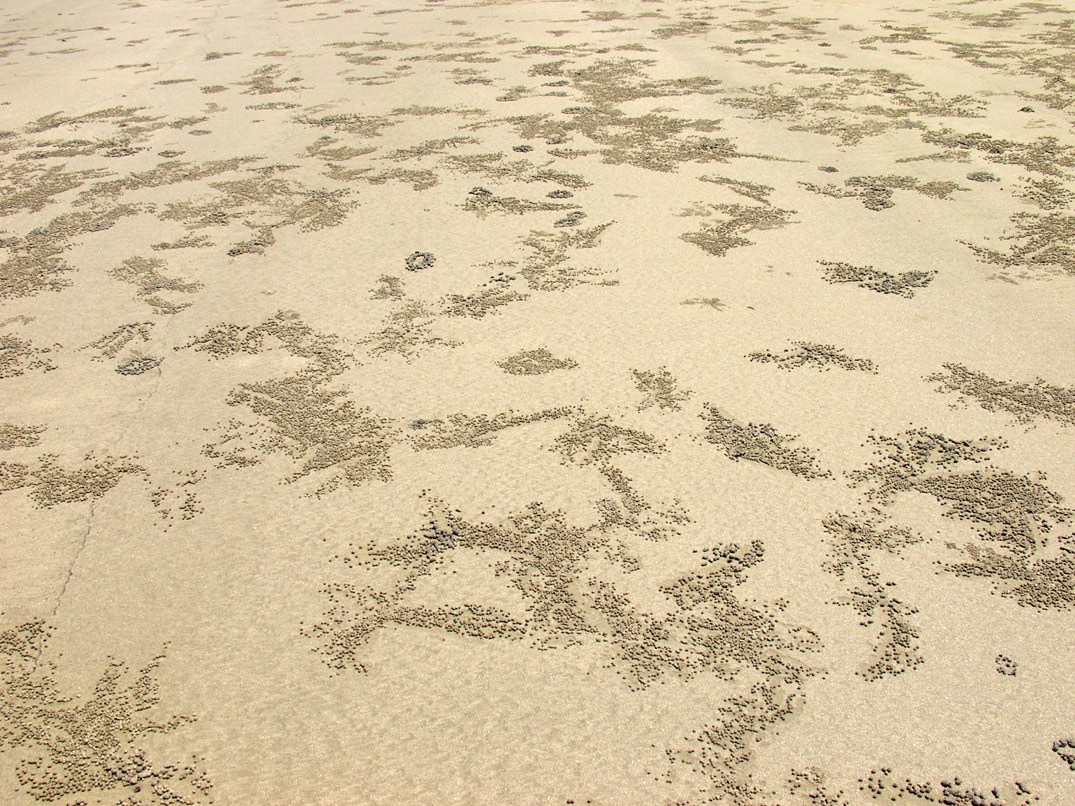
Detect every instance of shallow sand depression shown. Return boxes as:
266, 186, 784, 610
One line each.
1, 0, 1074, 803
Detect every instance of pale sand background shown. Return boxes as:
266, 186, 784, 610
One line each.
1, 0, 1074, 803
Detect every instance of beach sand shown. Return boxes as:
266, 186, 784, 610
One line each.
1, 0, 1074, 803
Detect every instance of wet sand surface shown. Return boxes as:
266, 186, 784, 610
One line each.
1, 0, 1075, 803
